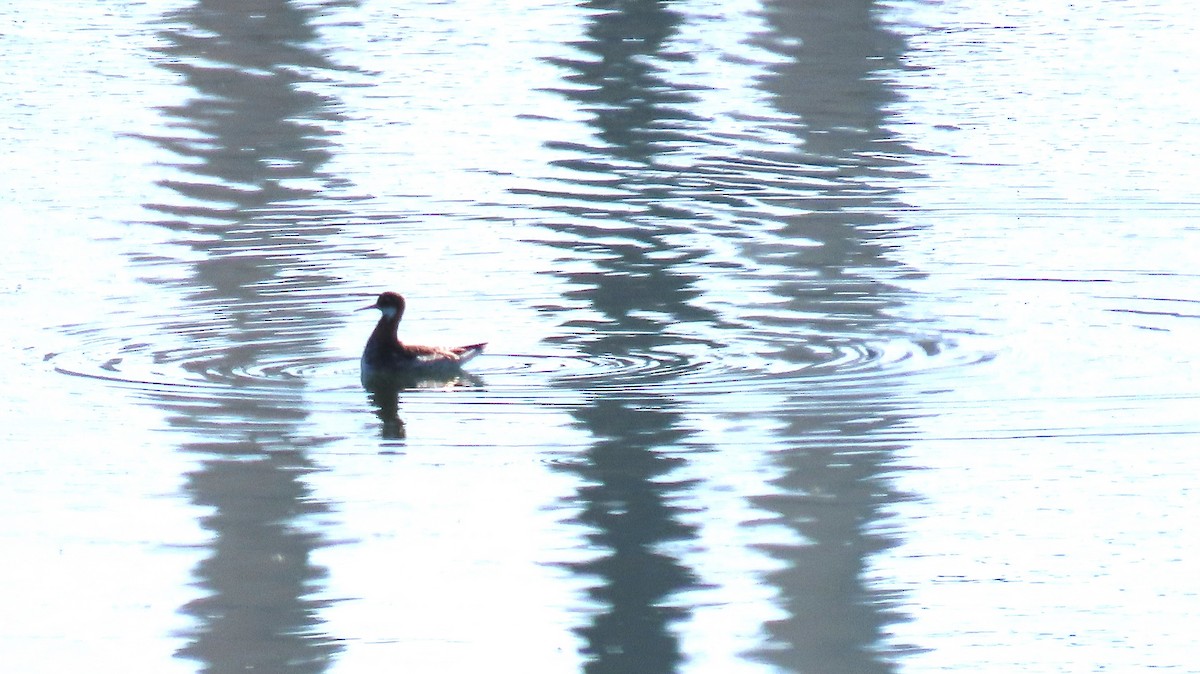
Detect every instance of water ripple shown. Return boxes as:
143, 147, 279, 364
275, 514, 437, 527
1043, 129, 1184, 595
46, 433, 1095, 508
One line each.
48, 341, 353, 399
474, 332, 992, 402
50, 329, 989, 404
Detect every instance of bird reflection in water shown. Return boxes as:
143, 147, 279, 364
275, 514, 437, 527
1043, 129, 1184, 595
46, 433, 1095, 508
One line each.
362, 371, 484, 440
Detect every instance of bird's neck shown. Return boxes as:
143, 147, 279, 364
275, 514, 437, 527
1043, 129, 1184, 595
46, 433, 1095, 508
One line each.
366, 313, 402, 352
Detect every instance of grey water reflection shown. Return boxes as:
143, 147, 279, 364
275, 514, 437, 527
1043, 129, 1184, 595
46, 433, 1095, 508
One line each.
533, 0, 921, 671
139, 1, 354, 670
537, 3, 704, 671
751, 3, 916, 672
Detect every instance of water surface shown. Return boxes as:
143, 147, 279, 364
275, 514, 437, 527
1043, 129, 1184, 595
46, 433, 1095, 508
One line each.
2, 1, 1198, 672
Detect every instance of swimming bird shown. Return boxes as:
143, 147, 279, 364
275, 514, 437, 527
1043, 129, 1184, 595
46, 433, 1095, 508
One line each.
358, 291, 486, 384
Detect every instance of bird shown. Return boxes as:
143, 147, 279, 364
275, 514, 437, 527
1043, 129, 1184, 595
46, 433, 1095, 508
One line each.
358, 291, 486, 385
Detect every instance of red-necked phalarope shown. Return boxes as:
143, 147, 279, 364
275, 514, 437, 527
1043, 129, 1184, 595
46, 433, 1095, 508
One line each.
358, 291, 486, 384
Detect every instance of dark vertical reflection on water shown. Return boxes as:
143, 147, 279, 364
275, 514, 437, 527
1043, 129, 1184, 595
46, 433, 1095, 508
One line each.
750, 3, 916, 672
137, 1, 355, 670
540, 2, 705, 671
532, 0, 925, 671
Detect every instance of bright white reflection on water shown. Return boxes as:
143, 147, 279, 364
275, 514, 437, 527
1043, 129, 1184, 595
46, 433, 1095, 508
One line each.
1, 0, 1198, 673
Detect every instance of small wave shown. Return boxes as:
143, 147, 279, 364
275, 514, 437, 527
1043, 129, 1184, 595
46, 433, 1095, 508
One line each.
472, 332, 992, 404
48, 325, 994, 421
49, 344, 356, 400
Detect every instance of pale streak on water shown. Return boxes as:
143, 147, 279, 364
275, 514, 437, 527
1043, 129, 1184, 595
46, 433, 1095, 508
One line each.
1, 1, 1198, 673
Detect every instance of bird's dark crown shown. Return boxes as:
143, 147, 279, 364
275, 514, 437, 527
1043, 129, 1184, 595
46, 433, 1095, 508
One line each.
374, 291, 406, 312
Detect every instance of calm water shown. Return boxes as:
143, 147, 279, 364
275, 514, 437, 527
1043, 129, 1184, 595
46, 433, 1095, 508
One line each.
2, 1, 1198, 672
